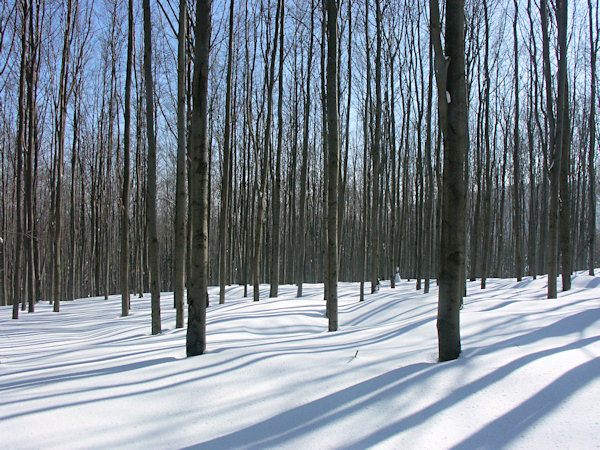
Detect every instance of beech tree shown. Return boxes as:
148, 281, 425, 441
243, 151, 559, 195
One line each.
187, 0, 211, 357
143, 0, 161, 333
431, 0, 467, 361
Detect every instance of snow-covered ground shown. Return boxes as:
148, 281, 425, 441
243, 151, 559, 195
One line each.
1, 272, 599, 449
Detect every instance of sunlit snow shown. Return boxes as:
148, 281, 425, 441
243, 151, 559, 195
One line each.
1, 272, 599, 448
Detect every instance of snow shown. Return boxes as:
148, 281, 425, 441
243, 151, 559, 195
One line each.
1, 272, 599, 449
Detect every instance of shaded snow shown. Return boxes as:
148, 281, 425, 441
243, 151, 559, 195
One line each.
1, 273, 599, 449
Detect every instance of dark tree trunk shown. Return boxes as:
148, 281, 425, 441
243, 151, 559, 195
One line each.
296, 2, 315, 298
121, 0, 134, 317
325, 0, 339, 331
173, 0, 187, 325
589, 0, 598, 276
270, 0, 284, 298
219, 0, 234, 304
142, 0, 161, 333
53, 0, 74, 313
431, 0, 466, 361
559, 80, 571, 291
187, 0, 211, 357
512, 0, 523, 282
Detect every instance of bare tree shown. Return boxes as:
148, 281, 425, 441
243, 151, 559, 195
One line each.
53, 0, 76, 313
186, 0, 211, 357
219, 0, 234, 304
512, 0, 523, 282
325, 0, 339, 331
121, 0, 134, 317
142, 0, 161, 333
589, 0, 598, 276
430, 0, 467, 361
297, 0, 314, 298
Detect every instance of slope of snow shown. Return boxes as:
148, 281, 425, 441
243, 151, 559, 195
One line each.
1, 273, 599, 449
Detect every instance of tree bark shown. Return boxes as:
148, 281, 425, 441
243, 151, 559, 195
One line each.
325, 0, 339, 331
186, 0, 211, 357
297, 0, 314, 298
53, 0, 74, 313
142, 0, 161, 333
219, 0, 235, 304
431, 0, 466, 361
588, 0, 597, 276
121, 0, 134, 317
269, 0, 284, 298
512, 0, 523, 282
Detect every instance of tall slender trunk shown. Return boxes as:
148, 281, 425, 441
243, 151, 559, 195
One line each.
424, 39, 434, 294
370, 0, 382, 294
297, 1, 314, 297
513, 0, 523, 281
559, 79, 571, 291
325, 0, 339, 331
542, 0, 566, 299
360, 0, 371, 302
269, 0, 284, 298
431, 0, 466, 361
53, 0, 74, 313
187, 0, 211, 357
142, 0, 161, 333
121, 0, 134, 317
254, 0, 281, 302
588, 0, 597, 275
219, 0, 235, 304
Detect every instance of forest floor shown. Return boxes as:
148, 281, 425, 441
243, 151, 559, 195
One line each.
1, 272, 599, 449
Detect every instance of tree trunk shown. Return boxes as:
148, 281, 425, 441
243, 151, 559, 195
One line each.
53, 0, 74, 313
370, 0, 382, 294
270, 0, 284, 298
121, 0, 134, 317
588, 0, 597, 276
431, 0, 466, 361
253, 0, 281, 302
142, 0, 161, 333
559, 79, 571, 291
219, 0, 235, 304
325, 0, 339, 331
186, 0, 211, 357
512, 0, 523, 282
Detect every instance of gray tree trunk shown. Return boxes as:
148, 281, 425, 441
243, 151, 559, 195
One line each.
121, 0, 134, 318
219, 0, 234, 304
431, 0, 467, 361
588, 0, 598, 276
142, 0, 161, 333
186, 0, 212, 357
173, 0, 187, 325
325, 0, 339, 331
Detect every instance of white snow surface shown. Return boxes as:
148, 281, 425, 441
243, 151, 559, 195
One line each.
1, 272, 599, 449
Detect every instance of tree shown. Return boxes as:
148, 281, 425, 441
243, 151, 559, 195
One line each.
219, 0, 234, 304
269, 0, 284, 298
296, 0, 314, 298
370, 0, 382, 294
543, 0, 568, 299
142, 0, 161, 333
186, 0, 211, 357
53, 0, 76, 313
325, 0, 339, 331
121, 0, 134, 318
173, 0, 188, 325
430, 0, 467, 361
589, 0, 598, 276
512, 0, 523, 282
253, 0, 281, 302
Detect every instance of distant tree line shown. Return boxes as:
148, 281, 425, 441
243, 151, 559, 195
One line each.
0, 0, 597, 359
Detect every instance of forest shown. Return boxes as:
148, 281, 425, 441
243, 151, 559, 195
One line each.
0, 0, 597, 360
